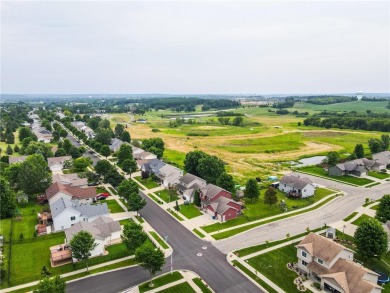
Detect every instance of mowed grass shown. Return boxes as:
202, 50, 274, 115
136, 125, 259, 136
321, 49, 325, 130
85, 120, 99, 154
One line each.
343, 212, 358, 222
138, 271, 183, 293
13, 202, 47, 241
106, 199, 126, 213
149, 231, 169, 249
192, 228, 206, 238
157, 189, 180, 203
247, 243, 301, 293
192, 278, 213, 293
134, 176, 160, 189
217, 132, 305, 154
158, 282, 196, 293
368, 171, 390, 179
293, 100, 390, 114
351, 214, 374, 226
179, 204, 202, 219
298, 166, 375, 186
163, 149, 186, 169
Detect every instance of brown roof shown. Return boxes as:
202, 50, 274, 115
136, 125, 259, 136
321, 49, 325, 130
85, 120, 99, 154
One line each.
9, 156, 28, 164
296, 233, 350, 263
47, 156, 72, 166
45, 182, 96, 200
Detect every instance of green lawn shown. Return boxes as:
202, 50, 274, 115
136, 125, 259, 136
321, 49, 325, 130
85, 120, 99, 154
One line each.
119, 218, 133, 226
168, 209, 184, 221
351, 214, 373, 226
163, 149, 186, 169
368, 171, 390, 179
298, 166, 375, 186
202, 188, 334, 233
108, 186, 118, 195
179, 204, 202, 219
247, 243, 301, 293
149, 231, 169, 249
134, 176, 160, 189
138, 272, 183, 293
343, 212, 358, 222
158, 282, 196, 293
0, 218, 12, 241
192, 278, 213, 293
192, 228, 206, 238
106, 199, 126, 213
96, 186, 109, 194
370, 204, 379, 210
136, 215, 145, 223
157, 189, 180, 203
232, 261, 278, 293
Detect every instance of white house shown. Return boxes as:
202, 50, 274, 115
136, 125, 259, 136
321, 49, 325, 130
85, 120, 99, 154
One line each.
296, 233, 382, 293
176, 173, 207, 203
155, 164, 183, 188
47, 156, 72, 172
64, 216, 121, 259
50, 197, 109, 231
279, 174, 315, 198
45, 182, 97, 204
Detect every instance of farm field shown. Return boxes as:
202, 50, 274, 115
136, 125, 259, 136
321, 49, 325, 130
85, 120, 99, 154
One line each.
109, 101, 389, 183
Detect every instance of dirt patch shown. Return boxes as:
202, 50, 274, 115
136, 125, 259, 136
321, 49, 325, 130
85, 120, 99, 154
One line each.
196, 126, 227, 130
302, 131, 348, 138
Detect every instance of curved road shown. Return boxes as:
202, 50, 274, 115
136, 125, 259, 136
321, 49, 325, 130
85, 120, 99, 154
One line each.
67, 191, 262, 293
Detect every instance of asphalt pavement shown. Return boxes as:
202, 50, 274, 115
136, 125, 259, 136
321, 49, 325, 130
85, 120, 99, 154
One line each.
66, 191, 262, 293
66, 133, 100, 166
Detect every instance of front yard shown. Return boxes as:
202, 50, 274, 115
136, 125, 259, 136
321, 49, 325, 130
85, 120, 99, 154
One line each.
298, 166, 375, 186
134, 176, 160, 189
351, 214, 373, 226
106, 199, 126, 213
157, 189, 180, 203
179, 204, 202, 219
368, 171, 390, 180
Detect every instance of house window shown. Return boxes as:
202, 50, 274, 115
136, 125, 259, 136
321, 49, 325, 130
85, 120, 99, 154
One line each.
317, 258, 324, 265
70, 216, 76, 221
301, 251, 307, 258
301, 260, 308, 267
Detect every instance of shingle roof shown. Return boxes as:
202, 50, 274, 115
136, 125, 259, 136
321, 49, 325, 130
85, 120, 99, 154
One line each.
9, 156, 28, 164
279, 174, 313, 189
179, 173, 204, 185
52, 173, 88, 187
45, 182, 97, 200
50, 197, 109, 219
200, 184, 227, 199
47, 156, 72, 166
65, 216, 120, 241
206, 196, 241, 215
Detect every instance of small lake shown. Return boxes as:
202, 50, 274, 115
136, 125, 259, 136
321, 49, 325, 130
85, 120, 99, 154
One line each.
293, 156, 326, 167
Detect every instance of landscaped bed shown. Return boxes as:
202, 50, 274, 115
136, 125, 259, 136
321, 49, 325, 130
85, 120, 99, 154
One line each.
179, 204, 202, 219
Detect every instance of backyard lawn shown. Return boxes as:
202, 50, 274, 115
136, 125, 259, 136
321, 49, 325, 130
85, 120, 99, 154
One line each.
157, 189, 180, 203
134, 176, 160, 189
368, 171, 390, 180
179, 204, 202, 219
106, 199, 126, 213
351, 214, 373, 226
298, 166, 375, 186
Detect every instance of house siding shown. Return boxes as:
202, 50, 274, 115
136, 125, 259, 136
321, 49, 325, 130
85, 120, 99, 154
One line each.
328, 166, 344, 177
53, 210, 80, 231
222, 208, 237, 222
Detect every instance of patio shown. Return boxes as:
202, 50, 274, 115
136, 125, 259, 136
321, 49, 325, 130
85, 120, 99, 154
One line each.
50, 244, 72, 267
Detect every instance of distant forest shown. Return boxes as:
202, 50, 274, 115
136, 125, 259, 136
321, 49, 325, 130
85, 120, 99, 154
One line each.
305, 96, 357, 105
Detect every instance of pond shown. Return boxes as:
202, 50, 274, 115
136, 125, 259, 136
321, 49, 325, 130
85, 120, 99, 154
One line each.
292, 156, 326, 167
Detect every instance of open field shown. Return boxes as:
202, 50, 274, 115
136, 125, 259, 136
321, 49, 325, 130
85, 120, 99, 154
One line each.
109, 101, 389, 183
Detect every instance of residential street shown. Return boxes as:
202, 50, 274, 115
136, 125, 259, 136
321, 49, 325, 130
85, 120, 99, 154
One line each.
66, 190, 263, 293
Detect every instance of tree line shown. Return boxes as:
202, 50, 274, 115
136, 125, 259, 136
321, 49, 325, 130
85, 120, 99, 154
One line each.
303, 116, 390, 132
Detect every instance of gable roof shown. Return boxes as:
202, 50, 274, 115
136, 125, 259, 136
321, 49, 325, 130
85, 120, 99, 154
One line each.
296, 233, 352, 263
373, 151, 390, 165
9, 156, 28, 164
200, 184, 230, 199
45, 182, 97, 201
279, 174, 313, 189
50, 197, 109, 219
179, 173, 205, 185
156, 164, 181, 178
207, 196, 241, 215
47, 156, 72, 166
64, 216, 119, 241
52, 173, 88, 187
334, 158, 376, 173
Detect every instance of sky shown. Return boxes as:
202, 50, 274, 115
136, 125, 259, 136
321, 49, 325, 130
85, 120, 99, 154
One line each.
1, 1, 389, 95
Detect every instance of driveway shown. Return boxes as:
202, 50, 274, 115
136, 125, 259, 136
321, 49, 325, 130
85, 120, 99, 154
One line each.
66, 133, 100, 166
66, 190, 262, 293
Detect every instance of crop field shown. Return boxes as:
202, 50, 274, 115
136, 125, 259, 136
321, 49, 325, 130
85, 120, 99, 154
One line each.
109, 101, 389, 183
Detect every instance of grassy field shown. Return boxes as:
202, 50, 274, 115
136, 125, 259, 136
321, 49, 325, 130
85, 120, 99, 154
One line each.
106, 199, 126, 213
179, 204, 202, 219
298, 166, 375, 186
138, 272, 183, 293
119, 218, 133, 226
351, 214, 373, 226
167, 209, 184, 221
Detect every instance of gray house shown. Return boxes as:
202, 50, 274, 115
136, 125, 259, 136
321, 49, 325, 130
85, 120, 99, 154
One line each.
328, 158, 379, 177
176, 173, 207, 203
372, 151, 390, 167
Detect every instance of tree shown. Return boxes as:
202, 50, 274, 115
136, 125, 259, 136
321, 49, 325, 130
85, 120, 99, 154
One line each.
121, 159, 137, 175
98, 119, 111, 129
62, 139, 72, 154
95, 160, 113, 178
142, 138, 165, 159
135, 244, 165, 287
33, 276, 66, 293
55, 148, 67, 157
245, 178, 260, 202
18, 154, 52, 195
326, 151, 339, 166
69, 231, 98, 272
95, 128, 114, 145
121, 222, 147, 251
87, 117, 101, 130
197, 155, 225, 184
354, 144, 364, 158
104, 169, 125, 187
118, 179, 139, 200
23, 141, 54, 158
117, 144, 133, 165
115, 124, 125, 138
120, 131, 131, 143
73, 157, 91, 172
232, 116, 244, 126
354, 218, 388, 258
193, 190, 201, 207
6, 145, 13, 155
184, 151, 207, 176
41, 266, 51, 277
19, 127, 36, 141
100, 145, 111, 159
69, 146, 81, 159
375, 194, 390, 223
381, 134, 389, 150
368, 138, 383, 154
0, 176, 16, 219
147, 146, 163, 159
264, 187, 278, 206
6, 132, 15, 144
4, 163, 22, 187
216, 172, 235, 194
13, 144, 20, 153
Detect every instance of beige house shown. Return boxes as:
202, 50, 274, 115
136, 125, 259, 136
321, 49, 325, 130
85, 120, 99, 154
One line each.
296, 233, 382, 293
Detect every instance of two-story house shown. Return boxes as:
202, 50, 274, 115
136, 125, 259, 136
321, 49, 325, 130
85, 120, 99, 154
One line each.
199, 184, 242, 222
45, 182, 97, 204
155, 164, 183, 188
52, 173, 88, 188
279, 174, 315, 198
296, 233, 383, 293
47, 156, 72, 172
140, 159, 165, 178
176, 173, 207, 203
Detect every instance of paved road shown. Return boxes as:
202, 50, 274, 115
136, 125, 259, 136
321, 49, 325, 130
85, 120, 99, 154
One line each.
67, 191, 262, 293
66, 133, 100, 166
214, 174, 390, 253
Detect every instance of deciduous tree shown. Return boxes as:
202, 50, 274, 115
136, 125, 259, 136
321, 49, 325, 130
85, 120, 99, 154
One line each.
120, 131, 131, 143
100, 145, 111, 159
18, 154, 51, 195
197, 155, 225, 184
354, 144, 364, 158
375, 194, 390, 223
216, 172, 235, 194
33, 276, 66, 293
135, 244, 165, 287
69, 231, 98, 272
264, 187, 278, 206
245, 178, 260, 202
354, 218, 388, 259
121, 222, 147, 251
0, 176, 16, 219
121, 159, 137, 175
326, 151, 339, 166
117, 144, 133, 165
115, 124, 125, 138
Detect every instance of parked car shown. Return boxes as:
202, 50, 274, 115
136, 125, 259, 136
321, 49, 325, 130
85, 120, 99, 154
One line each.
88, 150, 94, 154
97, 193, 110, 197
88, 182, 99, 186
96, 195, 107, 200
